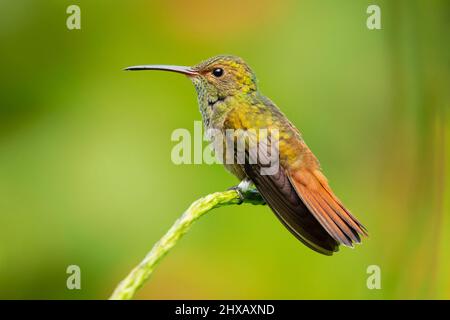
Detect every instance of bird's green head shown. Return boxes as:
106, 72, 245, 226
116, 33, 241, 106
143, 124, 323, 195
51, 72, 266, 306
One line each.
190, 55, 257, 97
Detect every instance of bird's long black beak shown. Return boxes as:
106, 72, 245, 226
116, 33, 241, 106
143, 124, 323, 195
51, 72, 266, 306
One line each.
124, 65, 198, 76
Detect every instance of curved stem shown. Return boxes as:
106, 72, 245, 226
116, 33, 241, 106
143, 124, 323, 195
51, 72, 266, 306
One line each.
109, 188, 264, 300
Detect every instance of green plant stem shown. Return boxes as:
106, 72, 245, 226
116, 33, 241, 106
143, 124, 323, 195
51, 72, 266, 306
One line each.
109, 188, 264, 300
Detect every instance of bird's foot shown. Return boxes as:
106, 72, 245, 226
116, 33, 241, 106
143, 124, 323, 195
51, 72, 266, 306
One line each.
228, 179, 263, 205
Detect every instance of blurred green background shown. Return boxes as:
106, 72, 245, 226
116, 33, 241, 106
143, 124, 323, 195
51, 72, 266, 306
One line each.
0, 0, 448, 299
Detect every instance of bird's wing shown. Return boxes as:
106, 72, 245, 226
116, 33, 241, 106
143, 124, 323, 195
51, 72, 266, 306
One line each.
243, 160, 340, 255
223, 102, 367, 255
244, 139, 367, 254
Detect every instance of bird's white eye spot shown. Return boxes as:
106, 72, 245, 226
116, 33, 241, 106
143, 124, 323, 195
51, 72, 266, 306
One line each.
212, 68, 224, 77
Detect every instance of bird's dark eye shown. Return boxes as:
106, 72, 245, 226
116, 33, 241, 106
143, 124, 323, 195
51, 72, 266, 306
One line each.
212, 68, 224, 77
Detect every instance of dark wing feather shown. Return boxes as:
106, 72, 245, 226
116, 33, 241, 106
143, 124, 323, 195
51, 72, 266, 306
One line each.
243, 161, 339, 255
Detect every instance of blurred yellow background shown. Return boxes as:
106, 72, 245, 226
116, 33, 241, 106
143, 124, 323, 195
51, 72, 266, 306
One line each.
0, 0, 448, 299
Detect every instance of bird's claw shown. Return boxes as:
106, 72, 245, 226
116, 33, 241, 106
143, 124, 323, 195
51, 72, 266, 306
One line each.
228, 185, 245, 204
228, 179, 254, 204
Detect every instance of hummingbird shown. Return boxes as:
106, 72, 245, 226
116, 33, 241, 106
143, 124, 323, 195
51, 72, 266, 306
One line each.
125, 55, 367, 255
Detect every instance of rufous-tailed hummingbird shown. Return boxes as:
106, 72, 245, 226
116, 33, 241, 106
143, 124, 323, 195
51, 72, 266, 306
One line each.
125, 55, 367, 255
